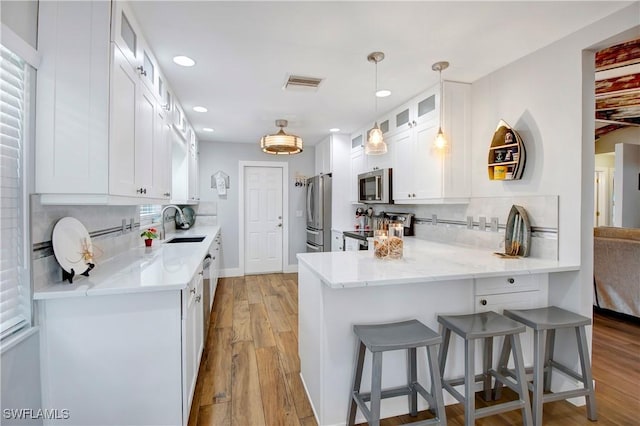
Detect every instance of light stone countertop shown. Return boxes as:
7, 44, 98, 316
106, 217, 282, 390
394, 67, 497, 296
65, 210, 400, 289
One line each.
296, 236, 579, 289
34, 226, 220, 300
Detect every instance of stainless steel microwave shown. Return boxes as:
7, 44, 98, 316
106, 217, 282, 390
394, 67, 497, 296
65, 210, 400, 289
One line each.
358, 168, 393, 204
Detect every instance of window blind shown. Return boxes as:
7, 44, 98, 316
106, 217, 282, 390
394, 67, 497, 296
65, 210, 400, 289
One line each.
0, 46, 30, 340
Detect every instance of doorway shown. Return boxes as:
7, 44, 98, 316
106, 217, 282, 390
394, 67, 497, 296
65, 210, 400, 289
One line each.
239, 161, 289, 275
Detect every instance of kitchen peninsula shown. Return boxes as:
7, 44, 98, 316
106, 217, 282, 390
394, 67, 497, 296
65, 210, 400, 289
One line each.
297, 237, 579, 426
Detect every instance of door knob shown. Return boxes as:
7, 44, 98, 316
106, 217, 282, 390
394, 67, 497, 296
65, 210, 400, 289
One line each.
277, 223, 282, 227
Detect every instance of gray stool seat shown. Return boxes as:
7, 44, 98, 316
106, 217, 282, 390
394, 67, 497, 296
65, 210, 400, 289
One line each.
438, 311, 533, 426
347, 319, 447, 426
495, 306, 597, 426
354, 320, 442, 352
503, 306, 591, 330
438, 311, 526, 339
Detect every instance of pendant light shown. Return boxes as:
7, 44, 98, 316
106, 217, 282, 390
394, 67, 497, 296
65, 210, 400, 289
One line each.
365, 52, 387, 155
260, 119, 303, 155
432, 61, 449, 151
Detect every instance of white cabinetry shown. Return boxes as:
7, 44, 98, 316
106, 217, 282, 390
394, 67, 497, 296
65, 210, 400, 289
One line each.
315, 137, 332, 175
35, 0, 194, 205
474, 274, 549, 366
35, 1, 111, 199
331, 230, 344, 251
391, 81, 471, 204
188, 129, 200, 202
183, 267, 204, 424
349, 147, 366, 203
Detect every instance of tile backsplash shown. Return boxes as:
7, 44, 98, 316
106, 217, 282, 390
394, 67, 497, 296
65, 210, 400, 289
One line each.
30, 196, 217, 290
351, 195, 559, 259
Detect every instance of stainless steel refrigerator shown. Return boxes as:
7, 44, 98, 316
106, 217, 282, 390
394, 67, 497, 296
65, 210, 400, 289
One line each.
306, 174, 332, 252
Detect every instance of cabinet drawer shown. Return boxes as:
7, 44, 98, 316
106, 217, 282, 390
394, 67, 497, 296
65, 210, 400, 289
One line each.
475, 274, 541, 295
475, 290, 544, 313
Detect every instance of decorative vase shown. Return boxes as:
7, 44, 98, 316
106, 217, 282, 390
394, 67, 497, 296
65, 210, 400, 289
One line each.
145, 239, 153, 247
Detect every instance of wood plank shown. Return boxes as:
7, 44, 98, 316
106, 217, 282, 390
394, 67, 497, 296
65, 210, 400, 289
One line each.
197, 402, 230, 426
233, 276, 248, 302
213, 279, 233, 329
201, 327, 232, 405
249, 302, 276, 348
255, 346, 300, 426
285, 372, 315, 420
231, 341, 266, 426
258, 274, 276, 298
245, 275, 263, 304
264, 295, 292, 333
275, 331, 299, 374
299, 416, 318, 426
232, 300, 252, 342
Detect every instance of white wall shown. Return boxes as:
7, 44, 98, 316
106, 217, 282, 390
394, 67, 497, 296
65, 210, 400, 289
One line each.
469, 3, 639, 395
614, 143, 640, 228
595, 126, 640, 154
1, 331, 42, 425
198, 142, 315, 274
0, 0, 38, 48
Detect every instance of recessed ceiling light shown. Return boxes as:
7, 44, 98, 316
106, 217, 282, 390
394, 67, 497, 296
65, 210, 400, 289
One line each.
376, 89, 391, 98
329, 128, 340, 133
173, 55, 195, 67
202, 127, 214, 132
193, 106, 208, 113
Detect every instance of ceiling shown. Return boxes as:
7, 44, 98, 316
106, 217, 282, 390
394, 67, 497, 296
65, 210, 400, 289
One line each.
595, 38, 640, 138
129, 1, 633, 146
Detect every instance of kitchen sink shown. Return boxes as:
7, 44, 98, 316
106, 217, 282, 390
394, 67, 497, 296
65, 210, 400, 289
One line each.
164, 236, 206, 244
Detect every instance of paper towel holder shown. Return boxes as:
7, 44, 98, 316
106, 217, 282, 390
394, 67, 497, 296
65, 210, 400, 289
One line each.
211, 171, 229, 190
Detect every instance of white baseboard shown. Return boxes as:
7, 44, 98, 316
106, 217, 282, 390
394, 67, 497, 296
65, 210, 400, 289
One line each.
219, 268, 243, 278
283, 264, 298, 273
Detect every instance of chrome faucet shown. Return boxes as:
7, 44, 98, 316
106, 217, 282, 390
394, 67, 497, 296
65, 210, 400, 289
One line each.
160, 205, 186, 240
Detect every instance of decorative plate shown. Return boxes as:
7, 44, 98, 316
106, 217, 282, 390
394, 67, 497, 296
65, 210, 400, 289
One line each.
52, 217, 95, 283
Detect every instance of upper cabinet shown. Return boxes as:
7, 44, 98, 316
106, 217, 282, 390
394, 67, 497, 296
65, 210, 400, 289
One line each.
351, 81, 471, 205
35, 1, 198, 205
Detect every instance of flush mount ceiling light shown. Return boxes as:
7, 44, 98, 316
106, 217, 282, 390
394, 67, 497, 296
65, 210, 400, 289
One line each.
432, 61, 450, 151
260, 119, 303, 155
193, 106, 208, 113
172, 55, 196, 67
202, 127, 214, 132
365, 51, 388, 155
329, 128, 341, 133
375, 89, 391, 98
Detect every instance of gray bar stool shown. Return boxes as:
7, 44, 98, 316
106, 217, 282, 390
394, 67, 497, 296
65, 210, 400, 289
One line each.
438, 311, 533, 426
347, 320, 447, 426
494, 306, 597, 426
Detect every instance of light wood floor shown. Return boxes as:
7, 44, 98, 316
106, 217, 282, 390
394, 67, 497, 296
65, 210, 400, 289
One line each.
189, 274, 640, 426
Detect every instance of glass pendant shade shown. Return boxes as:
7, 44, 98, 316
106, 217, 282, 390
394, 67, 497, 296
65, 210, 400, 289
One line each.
432, 61, 450, 152
260, 120, 303, 155
365, 124, 387, 155
434, 127, 448, 151
364, 52, 388, 156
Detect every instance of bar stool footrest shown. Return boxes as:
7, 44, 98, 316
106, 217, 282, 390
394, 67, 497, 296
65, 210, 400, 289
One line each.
475, 400, 526, 419
357, 385, 414, 403
543, 388, 593, 403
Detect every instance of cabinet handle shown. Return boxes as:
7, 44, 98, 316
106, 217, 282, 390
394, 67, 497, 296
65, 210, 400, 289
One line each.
412, 120, 417, 127
480, 299, 488, 306
507, 277, 515, 284
195, 295, 201, 303
190, 287, 196, 294
137, 66, 147, 76
163, 192, 171, 197
143, 188, 147, 194
412, 193, 416, 197
198, 271, 204, 276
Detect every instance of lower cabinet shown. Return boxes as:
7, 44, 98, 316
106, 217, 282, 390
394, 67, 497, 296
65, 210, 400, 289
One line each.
474, 274, 549, 366
183, 267, 204, 425
38, 273, 207, 425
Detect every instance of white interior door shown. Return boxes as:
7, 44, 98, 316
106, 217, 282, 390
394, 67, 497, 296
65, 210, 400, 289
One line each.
244, 166, 283, 274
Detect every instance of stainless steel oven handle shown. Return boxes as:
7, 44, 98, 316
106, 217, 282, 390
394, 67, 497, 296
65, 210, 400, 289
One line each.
307, 229, 320, 235
306, 243, 321, 251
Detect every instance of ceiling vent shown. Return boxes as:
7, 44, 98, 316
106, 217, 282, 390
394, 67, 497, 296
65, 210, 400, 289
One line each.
283, 75, 323, 91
